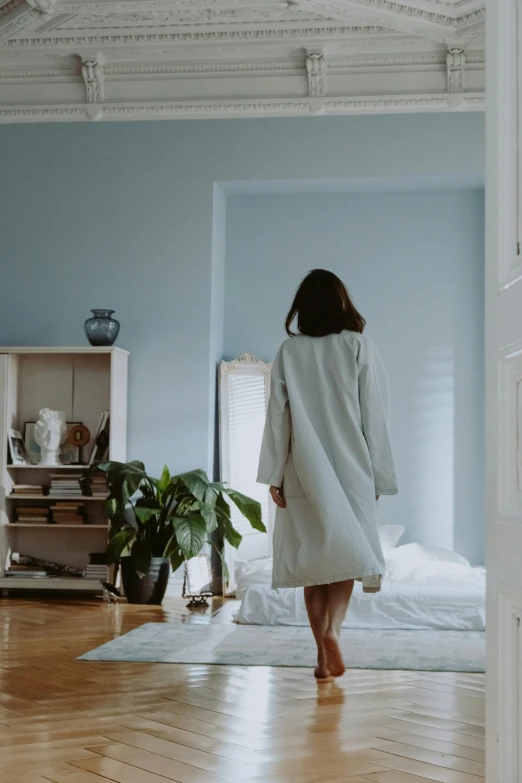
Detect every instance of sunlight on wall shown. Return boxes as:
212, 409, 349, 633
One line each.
413, 345, 455, 550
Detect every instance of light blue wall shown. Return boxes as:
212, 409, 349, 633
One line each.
0, 114, 484, 538
224, 190, 485, 563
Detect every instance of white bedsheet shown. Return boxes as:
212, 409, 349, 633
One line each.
234, 544, 486, 631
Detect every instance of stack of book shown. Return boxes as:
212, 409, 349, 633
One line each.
50, 501, 85, 525
15, 506, 49, 525
12, 484, 44, 497
5, 566, 49, 579
85, 563, 109, 581
48, 474, 83, 497
90, 473, 109, 498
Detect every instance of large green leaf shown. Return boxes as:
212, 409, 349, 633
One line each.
106, 528, 135, 564
157, 464, 171, 495
140, 479, 157, 499
99, 459, 146, 473
173, 515, 207, 559
135, 497, 161, 509
134, 506, 158, 525
215, 493, 231, 519
220, 517, 242, 549
198, 501, 218, 534
170, 550, 185, 573
223, 489, 265, 533
176, 470, 211, 502
105, 497, 120, 522
130, 539, 152, 578
100, 460, 148, 501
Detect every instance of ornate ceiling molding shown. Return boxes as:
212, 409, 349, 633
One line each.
0, 92, 484, 123
4, 26, 396, 48
0, 0, 485, 124
0, 50, 483, 78
326, 0, 485, 28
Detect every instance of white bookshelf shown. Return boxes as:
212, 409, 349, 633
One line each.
0, 347, 128, 595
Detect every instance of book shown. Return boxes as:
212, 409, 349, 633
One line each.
5, 570, 48, 578
16, 516, 48, 524
12, 485, 43, 494
85, 565, 109, 580
88, 411, 110, 465
16, 507, 48, 515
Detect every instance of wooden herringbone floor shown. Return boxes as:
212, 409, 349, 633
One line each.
0, 596, 485, 783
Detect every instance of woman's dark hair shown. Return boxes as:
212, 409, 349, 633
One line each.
285, 269, 366, 337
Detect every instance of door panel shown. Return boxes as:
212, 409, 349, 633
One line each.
486, 1, 522, 780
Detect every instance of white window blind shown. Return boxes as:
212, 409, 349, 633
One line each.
227, 372, 269, 541
219, 355, 273, 591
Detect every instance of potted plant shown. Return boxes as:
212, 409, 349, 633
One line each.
95, 460, 265, 604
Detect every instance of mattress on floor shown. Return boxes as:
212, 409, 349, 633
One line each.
234, 545, 486, 631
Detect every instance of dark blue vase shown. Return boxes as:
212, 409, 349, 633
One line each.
84, 309, 120, 346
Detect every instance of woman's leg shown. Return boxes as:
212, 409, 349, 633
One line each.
324, 579, 354, 677
303, 585, 330, 679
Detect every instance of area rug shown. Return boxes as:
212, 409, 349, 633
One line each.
79, 623, 485, 672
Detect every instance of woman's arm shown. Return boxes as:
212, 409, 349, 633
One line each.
358, 337, 398, 496
257, 347, 291, 491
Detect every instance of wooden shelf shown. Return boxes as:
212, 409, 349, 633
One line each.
7, 465, 92, 471
0, 346, 128, 355
0, 346, 128, 598
7, 495, 108, 501
7, 524, 108, 529
0, 577, 103, 592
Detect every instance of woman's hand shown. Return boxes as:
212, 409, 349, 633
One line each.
270, 486, 286, 509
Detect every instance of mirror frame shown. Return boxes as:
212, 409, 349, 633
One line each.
218, 352, 273, 593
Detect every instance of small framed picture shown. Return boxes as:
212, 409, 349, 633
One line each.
24, 421, 83, 466
61, 421, 83, 465
8, 429, 31, 465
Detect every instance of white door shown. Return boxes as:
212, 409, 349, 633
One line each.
486, 2, 522, 780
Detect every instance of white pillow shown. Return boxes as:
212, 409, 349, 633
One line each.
379, 525, 405, 554
389, 543, 470, 566
385, 543, 473, 582
235, 556, 273, 598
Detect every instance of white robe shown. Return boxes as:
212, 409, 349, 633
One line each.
257, 331, 398, 593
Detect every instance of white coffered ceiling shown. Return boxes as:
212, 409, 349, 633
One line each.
0, 0, 485, 122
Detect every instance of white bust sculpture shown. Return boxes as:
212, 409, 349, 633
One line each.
34, 409, 67, 466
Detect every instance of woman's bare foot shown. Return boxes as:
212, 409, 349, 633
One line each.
314, 651, 333, 682
324, 631, 345, 677
314, 665, 334, 683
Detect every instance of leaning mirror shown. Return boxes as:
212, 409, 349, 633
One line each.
183, 554, 213, 606
219, 353, 273, 594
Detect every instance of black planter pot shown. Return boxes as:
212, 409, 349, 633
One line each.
121, 557, 170, 605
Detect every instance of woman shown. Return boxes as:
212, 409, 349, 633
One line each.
257, 269, 398, 681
